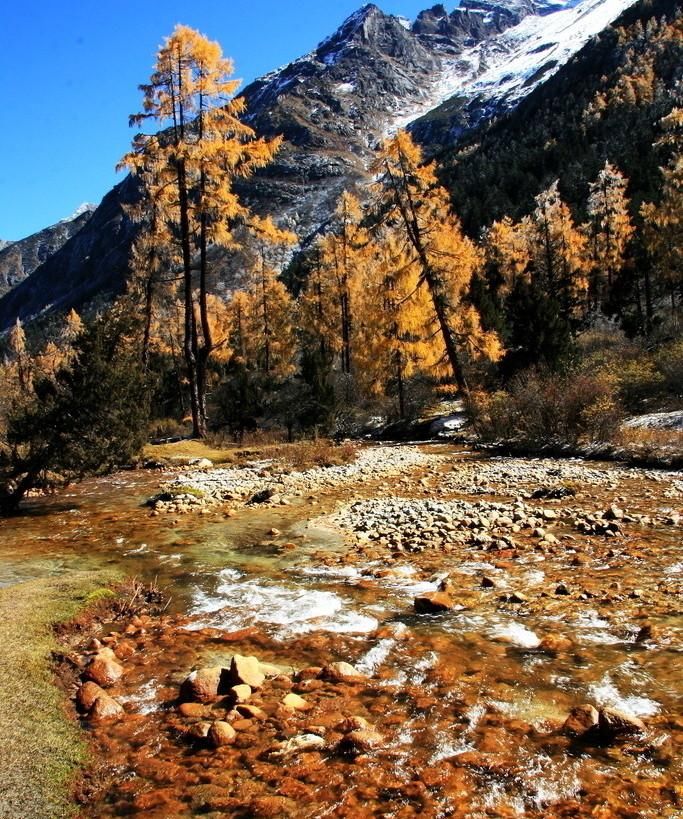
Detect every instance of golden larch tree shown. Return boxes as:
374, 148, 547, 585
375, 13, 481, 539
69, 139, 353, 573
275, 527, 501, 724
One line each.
586, 161, 634, 304
121, 25, 283, 437
371, 130, 501, 393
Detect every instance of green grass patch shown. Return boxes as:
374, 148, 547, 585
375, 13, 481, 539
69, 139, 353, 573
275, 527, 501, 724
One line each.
0, 571, 120, 819
170, 485, 206, 499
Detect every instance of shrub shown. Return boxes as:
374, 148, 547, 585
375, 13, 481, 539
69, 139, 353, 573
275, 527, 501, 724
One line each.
655, 339, 683, 397
470, 367, 623, 446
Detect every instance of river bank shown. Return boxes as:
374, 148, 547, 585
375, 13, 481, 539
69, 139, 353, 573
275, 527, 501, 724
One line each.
0, 572, 120, 819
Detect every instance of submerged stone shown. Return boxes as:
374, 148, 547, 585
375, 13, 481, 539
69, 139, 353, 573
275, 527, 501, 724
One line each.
414, 591, 454, 613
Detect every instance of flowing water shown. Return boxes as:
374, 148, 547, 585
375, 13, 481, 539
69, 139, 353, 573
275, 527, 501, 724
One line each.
0, 446, 681, 818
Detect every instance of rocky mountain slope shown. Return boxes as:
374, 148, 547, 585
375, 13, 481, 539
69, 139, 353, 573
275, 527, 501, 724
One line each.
0, 205, 96, 299
0, 0, 638, 331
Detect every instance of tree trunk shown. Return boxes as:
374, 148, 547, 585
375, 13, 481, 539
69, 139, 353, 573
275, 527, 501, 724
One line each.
396, 351, 405, 420
176, 158, 203, 438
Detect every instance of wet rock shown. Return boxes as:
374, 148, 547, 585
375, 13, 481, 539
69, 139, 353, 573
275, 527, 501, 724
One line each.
635, 623, 658, 643
180, 667, 226, 703
538, 634, 573, 654
236, 704, 267, 721
186, 721, 212, 741
76, 681, 105, 712
320, 662, 366, 683
249, 488, 276, 505
178, 702, 211, 719
297, 666, 324, 682
282, 693, 310, 711
84, 654, 124, 688
269, 734, 326, 757
337, 729, 384, 755
209, 721, 237, 748
89, 693, 125, 721
414, 591, 453, 613
114, 640, 136, 661
229, 655, 265, 690
598, 707, 645, 737
336, 716, 371, 733
562, 705, 600, 738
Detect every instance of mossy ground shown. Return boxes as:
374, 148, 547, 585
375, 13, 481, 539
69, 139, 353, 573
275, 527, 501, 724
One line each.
0, 572, 119, 819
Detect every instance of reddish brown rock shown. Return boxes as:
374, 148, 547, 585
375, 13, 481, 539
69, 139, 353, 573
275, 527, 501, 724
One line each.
336, 715, 371, 734
177, 702, 211, 719
209, 720, 237, 748
83, 655, 123, 688
114, 640, 136, 661
186, 721, 212, 740
297, 667, 323, 682
319, 662, 366, 683
236, 704, 267, 721
179, 667, 225, 703
76, 681, 105, 712
414, 592, 454, 613
563, 705, 599, 737
282, 693, 310, 711
338, 729, 384, 755
538, 633, 573, 654
599, 708, 645, 736
88, 693, 124, 721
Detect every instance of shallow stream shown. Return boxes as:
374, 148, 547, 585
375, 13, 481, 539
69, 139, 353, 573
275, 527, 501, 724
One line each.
0, 446, 681, 817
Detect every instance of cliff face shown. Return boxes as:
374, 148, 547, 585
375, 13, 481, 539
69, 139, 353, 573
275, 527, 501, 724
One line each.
0, 0, 638, 331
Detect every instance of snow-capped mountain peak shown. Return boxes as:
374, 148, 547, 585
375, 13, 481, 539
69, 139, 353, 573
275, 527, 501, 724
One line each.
394, 0, 636, 135
59, 202, 97, 224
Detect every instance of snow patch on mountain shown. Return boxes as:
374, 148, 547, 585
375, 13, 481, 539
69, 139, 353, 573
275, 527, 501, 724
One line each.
59, 203, 97, 224
391, 0, 636, 133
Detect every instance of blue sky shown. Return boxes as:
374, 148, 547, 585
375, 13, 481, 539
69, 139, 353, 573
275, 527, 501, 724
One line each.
1, 1, 445, 241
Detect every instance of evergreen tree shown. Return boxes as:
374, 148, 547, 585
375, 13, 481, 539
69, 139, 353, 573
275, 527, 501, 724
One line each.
0, 309, 150, 514
641, 108, 683, 316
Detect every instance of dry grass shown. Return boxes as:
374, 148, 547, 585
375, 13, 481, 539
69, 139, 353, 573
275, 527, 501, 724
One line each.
144, 437, 360, 473
253, 439, 359, 472
143, 438, 239, 466
616, 426, 683, 455
0, 571, 120, 819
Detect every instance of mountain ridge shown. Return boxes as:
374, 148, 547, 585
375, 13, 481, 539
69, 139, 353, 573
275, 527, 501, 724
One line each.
0, 0, 639, 331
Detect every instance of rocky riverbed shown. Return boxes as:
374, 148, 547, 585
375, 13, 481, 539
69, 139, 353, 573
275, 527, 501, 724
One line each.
5, 444, 681, 817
